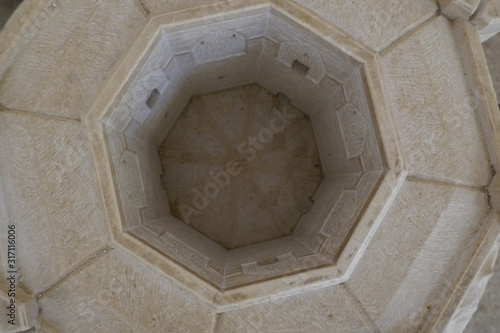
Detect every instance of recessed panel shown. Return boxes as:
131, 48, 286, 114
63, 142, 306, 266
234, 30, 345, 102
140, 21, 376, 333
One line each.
97, 1, 392, 298
159, 84, 323, 249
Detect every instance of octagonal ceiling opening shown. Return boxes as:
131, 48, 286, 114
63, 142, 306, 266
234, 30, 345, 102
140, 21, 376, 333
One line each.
101, 4, 386, 291
159, 84, 323, 250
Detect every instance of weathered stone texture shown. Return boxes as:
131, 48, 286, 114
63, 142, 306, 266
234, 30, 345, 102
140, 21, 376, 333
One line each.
142, 0, 437, 52
381, 16, 491, 187
0, 111, 108, 293
216, 284, 371, 332
456, 242, 500, 333
290, 0, 437, 51
0, 0, 146, 119
346, 179, 490, 332
0, 1, 498, 332
38, 246, 216, 333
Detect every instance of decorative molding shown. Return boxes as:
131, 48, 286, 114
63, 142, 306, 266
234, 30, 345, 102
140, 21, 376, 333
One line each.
241, 253, 297, 275
472, 0, 500, 41
160, 232, 210, 268
338, 104, 367, 158
191, 30, 246, 64
438, 0, 482, 20
438, 0, 500, 41
130, 69, 169, 124
276, 41, 326, 83
320, 190, 358, 237
119, 150, 147, 208
444, 242, 500, 333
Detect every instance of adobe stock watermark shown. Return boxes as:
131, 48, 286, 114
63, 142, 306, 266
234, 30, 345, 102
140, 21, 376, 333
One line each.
178, 103, 298, 223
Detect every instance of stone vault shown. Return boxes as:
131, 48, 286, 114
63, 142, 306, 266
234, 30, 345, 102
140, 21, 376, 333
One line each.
84, 0, 403, 309
2, 0, 500, 330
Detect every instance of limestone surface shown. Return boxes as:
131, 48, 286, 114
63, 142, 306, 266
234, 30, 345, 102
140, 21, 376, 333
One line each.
0, 0, 499, 332
159, 84, 322, 249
